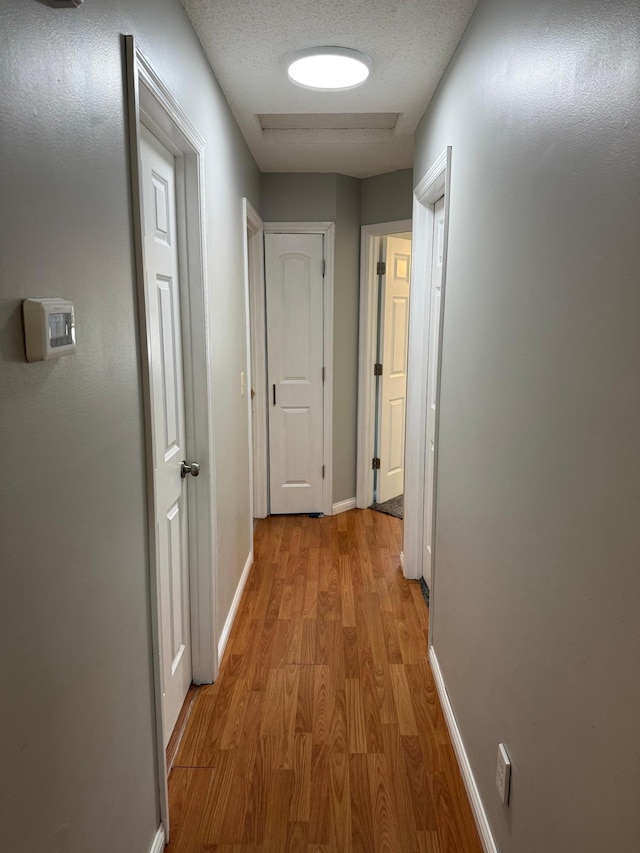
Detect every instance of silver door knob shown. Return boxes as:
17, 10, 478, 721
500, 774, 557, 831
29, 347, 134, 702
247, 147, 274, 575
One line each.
181, 460, 200, 478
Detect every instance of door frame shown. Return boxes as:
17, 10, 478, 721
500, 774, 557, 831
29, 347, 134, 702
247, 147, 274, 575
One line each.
125, 36, 219, 838
403, 148, 451, 608
356, 219, 413, 510
243, 200, 268, 519
263, 221, 335, 517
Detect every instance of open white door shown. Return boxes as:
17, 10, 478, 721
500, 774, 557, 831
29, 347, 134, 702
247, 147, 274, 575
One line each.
140, 125, 193, 747
377, 235, 412, 504
265, 232, 325, 514
423, 197, 445, 570
244, 202, 268, 519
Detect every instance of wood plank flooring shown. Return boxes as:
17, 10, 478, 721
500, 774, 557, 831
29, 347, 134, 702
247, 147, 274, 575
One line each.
166, 509, 483, 853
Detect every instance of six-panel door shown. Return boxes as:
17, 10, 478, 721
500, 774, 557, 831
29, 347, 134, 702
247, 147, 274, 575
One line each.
140, 125, 192, 748
265, 233, 325, 514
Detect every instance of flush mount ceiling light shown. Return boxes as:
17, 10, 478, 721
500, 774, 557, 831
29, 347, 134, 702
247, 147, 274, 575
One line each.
287, 47, 371, 91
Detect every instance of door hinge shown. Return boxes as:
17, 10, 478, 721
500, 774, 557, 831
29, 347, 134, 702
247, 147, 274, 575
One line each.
322, 465, 325, 479
372, 457, 381, 470
322, 366, 326, 382
374, 363, 382, 376
322, 259, 326, 277
376, 261, 386, 276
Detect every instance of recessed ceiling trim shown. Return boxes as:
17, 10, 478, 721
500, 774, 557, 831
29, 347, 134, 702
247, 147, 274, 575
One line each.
260, 128, 396, 145
258, 113, 399, 131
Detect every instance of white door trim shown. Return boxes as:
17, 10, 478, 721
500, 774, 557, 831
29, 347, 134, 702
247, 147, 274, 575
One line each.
125, 36, 219, 838
404, 147, 451, 606
263, 221, 334, 517
243, 201, 268, 519
356, 219, 413, 509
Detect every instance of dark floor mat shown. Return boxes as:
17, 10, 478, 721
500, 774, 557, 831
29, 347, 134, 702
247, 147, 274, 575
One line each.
418, 577, 430, 607
370, 493, 403, 519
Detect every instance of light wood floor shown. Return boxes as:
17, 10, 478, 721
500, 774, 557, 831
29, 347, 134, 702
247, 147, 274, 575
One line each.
166, 509, 483, 853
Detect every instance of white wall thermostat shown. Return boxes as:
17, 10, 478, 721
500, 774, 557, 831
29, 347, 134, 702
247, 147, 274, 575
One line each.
23, 298, 76, 362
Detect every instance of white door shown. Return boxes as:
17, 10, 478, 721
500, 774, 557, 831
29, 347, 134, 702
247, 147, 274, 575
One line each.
424, 197, 446, 571
265, 233, 325, 514
140, 125, 192, 747
377, 235, 412, 504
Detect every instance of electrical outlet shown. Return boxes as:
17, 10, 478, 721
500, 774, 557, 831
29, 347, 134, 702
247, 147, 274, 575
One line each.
496, 743, 511, 805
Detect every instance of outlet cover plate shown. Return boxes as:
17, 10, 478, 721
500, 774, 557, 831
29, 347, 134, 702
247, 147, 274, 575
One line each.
496, 743, 511, 805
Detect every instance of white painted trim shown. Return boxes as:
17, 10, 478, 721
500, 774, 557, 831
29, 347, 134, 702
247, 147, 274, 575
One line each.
242, 201, 254, 533
218, 550, 254, 663
414, 148, 449, 202
243, 201, 268, 525
403, 194, 431, 581
263, 222, 335, 517
356, 230, 380, 510
429, 647, 499, 853
404, 147, 451, 595
148, 825, 166, 853
322, 226, 335, 518
356, 219, 413, 510
332, 497, 357, 514
124, 36, 219, 840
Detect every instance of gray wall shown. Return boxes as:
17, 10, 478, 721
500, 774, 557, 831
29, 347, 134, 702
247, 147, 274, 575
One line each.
360, 168, 414, 226
0, 2, 258, 851
333, 175, 362, 502
259, 173, 362, 503
414, 1, 640, 851
260, 173, 337, 221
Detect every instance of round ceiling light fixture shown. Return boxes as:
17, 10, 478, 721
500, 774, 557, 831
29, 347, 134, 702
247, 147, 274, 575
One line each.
287, 46, 371, 91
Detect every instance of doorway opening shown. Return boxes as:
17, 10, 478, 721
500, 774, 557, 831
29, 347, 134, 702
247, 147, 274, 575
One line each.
372, 231, 412, 517
356, 219, 412, 527
125, 37, 218, 844
243, 201, 267, 521
403, 148, 451, 628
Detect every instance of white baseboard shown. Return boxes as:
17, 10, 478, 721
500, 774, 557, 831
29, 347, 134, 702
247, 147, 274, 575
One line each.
429, 647, 498, 853
218, 550, 253, 663
332, 497, 357, 514
149, 825, 166, 853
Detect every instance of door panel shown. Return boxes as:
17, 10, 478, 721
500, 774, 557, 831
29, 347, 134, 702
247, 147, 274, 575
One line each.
265, 233, 324, 514
283, 257, 312, 378
390, 295, 409, 376
165, 500, 186, 667
140, 125, 192, 747
424, 197, 446, 565
378, 235, 411, 504
157, 276, 181, 454
386, 397, 405, 474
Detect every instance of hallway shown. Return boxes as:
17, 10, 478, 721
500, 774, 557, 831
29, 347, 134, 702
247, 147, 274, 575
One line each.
165, 510, 483, 852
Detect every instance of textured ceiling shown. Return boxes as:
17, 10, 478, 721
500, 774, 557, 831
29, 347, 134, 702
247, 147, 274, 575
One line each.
181, 0, 479, 178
